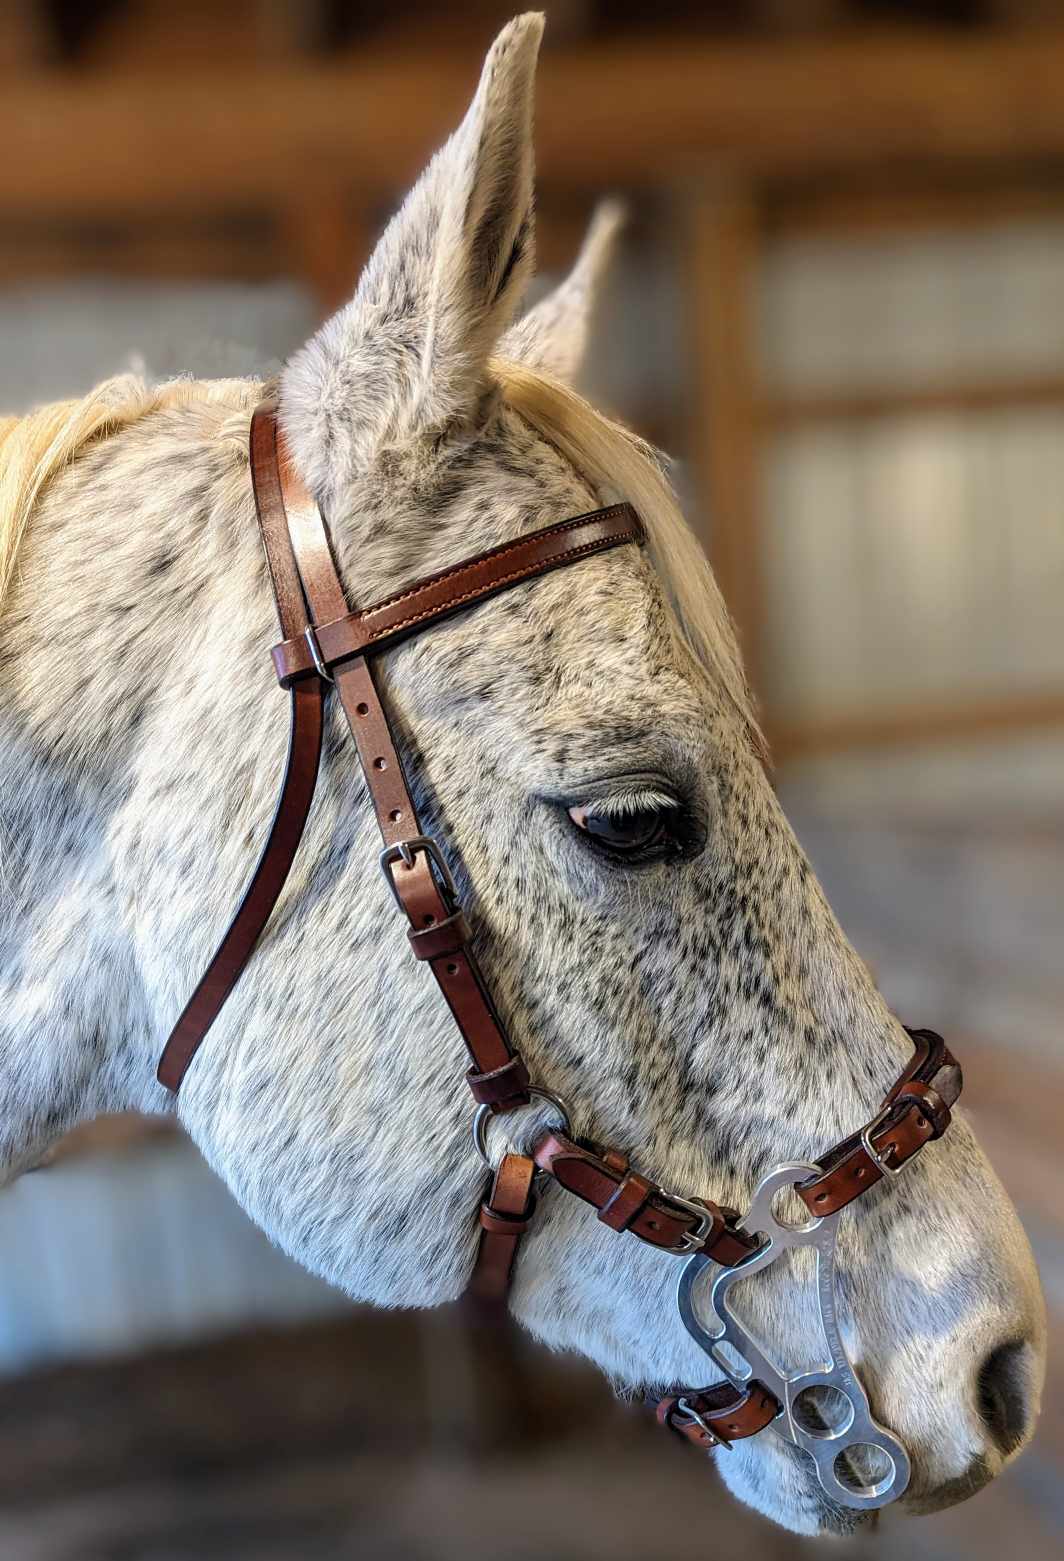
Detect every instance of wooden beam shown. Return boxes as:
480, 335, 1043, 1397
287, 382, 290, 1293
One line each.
0, 216, 280, 284
10, 30, 1064, 217
279, 188, 372, 318
685, 185, 766, 697
771, 690, 1064, 763
766, 177, 1064, 239
0, 2, 47, 68
764, 376, 1064, 430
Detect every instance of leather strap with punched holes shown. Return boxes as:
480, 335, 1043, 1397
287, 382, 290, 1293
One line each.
797, 1028, 960, 1216
471, 1151, 781, 1446
653, 1382, 779, 1451
157, 402, 645, 1097
152, 397, 961, 1478
532, 1131, 760, 1265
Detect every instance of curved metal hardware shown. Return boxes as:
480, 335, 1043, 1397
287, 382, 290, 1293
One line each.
471, 1087, 573, 1167
676, 1161, 911, 1512
379, 835, 458, 912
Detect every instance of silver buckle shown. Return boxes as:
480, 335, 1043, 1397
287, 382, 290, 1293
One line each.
674, 1396, 731, 1450
379, 836, 458, 913
303, 624, 334, 683
860, 1105, 908, 1179
658, 1187, 717, 1255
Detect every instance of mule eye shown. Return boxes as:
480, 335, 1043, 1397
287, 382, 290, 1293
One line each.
568, 800, 681, 860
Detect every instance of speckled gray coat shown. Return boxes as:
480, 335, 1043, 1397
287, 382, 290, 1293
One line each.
0, 14, 1044, 1538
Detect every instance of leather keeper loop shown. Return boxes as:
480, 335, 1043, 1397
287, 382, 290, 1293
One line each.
895, 1080, 950, 1137
479, 1201, 535, 1236
703, 1215, 757, 1267
466, 1055, 531, 1109
598, 1171, 654, 1232
272, 641, 318, 688
407, 910, 471, 961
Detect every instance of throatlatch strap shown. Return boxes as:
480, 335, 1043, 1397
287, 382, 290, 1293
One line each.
156, 683, 324, 1092
156, 407, 326, 1093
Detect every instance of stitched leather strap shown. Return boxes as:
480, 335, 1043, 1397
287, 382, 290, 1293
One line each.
468, 1152, 537, 1306
152, 398, 963, 1480
531, 1130, 760, 1264
156, 684, 324, 1092
271, 505, 645, 687
797, 1028, 960, 1216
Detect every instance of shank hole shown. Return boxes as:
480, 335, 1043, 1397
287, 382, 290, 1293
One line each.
771, 1185, 816, 1229
833, 1443, 896, 1498
792, 1385, 854, 1439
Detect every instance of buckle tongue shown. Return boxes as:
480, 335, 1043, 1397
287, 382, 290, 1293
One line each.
379, 835, 458, 912
860, 1105, 909, 1180
674, 1395, 731, 1450
658, 1187, 717, 1255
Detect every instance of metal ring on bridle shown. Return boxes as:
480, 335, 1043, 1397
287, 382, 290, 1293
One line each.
472, 1086, 573, 1167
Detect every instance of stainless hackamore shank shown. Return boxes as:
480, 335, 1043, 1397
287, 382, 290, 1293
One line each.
677, 1162, 911, 1511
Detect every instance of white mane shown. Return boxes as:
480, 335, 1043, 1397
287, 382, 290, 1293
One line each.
493, 358, 764, 755
0, 374, 248, 615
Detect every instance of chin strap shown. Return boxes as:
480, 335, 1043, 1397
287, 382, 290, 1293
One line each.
471, 1150, 777, 1449
652, 1383, 781, 1450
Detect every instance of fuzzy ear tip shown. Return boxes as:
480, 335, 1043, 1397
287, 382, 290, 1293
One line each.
592, 198, 629, 239
495, 11, 546, 55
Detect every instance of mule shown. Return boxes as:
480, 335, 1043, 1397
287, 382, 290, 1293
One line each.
0, 13, 1044, 1536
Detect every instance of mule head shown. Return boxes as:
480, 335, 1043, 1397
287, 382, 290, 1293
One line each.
162, 15, 1043, 1536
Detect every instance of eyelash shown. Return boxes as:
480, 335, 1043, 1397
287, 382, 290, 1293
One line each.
568, 797, 693, 864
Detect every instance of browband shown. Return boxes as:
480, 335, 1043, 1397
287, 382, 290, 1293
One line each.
157, 403, 645, 1093
272, 504, 644, 688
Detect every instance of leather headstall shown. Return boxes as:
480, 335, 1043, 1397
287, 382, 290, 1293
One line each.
155, 399, 963, 1462
157, 401, 644, 1099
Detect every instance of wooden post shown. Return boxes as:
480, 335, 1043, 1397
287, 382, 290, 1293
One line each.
280, 188, 373, 322
0, 0, 45, 67
683, 184, 766, 704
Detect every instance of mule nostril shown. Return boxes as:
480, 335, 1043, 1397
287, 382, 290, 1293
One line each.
977, 1340, 1032, 1455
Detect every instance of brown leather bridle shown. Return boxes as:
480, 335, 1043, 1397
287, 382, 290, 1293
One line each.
156, 401, 962, 1460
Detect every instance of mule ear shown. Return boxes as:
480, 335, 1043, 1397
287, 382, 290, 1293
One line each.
282, 13, 543, 494
500, 200, 624, 383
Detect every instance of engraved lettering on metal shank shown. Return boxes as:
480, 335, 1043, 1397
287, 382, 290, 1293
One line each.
677, 1162, 911, 1512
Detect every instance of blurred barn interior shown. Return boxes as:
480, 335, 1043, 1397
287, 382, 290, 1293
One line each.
1, 2, 1062, 1558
